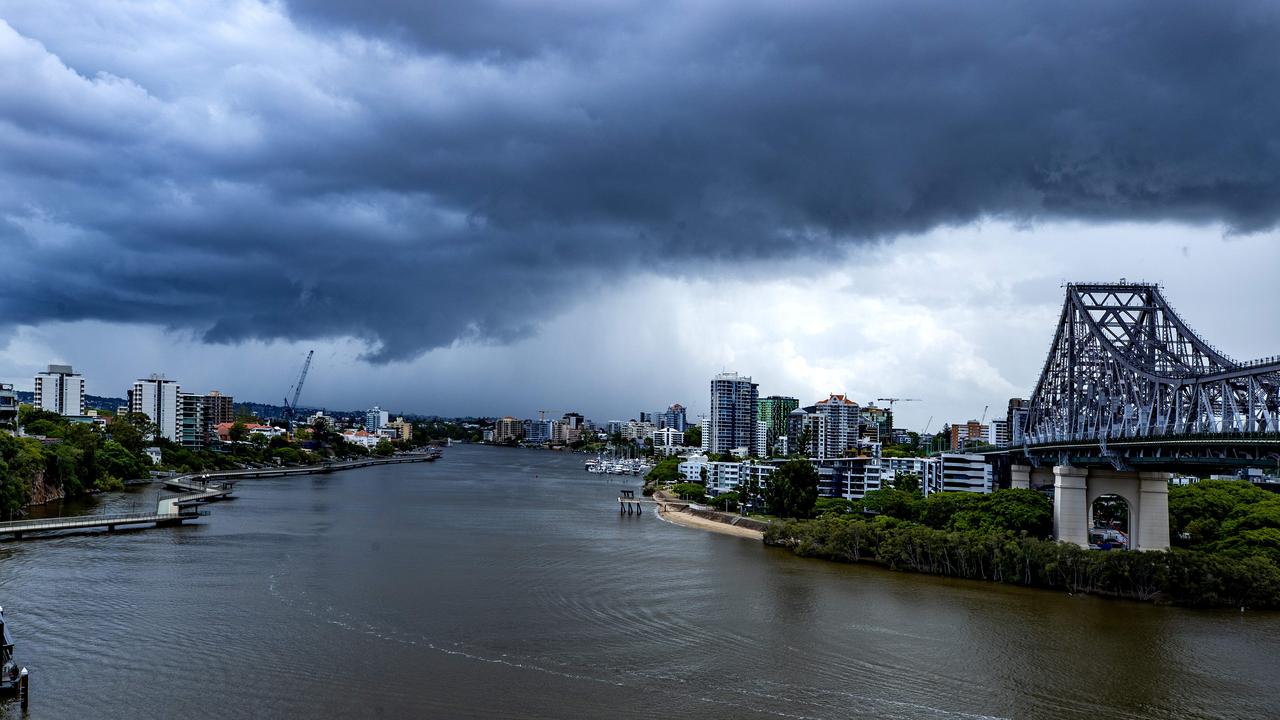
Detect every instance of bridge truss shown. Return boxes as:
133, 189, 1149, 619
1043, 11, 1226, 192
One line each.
1025, 283, 1280, 453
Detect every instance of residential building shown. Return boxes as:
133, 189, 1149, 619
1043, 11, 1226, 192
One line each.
33, 364, 85, 416
1006, 398, 1030, 446
639, 412, 653, 424
177, 392, 205, 449
652, 427, 685, 455
0, 383, 16, 428
708, 372, 759, 455
215, 422, 283, 442
755, 421, 769, 457
365, 406, 389, 432
940, 453, 993, 494
757, 395, 798, 453
622, 420, 656, 442
678, 454, 708, 483
704, 460, 777, 498
860, 404, 891, 442
129, 375, 181, 442
388, 417, 414, 442
492, 416, 522, 442
949, 420, 989, 450
524, 419, 553, 444
657, 404, 687, 431
562, 412, 585, 430
815, 454, 886, 501
884, 457, 944, 496
792, 394, 862, 458
988, 419, 1010, 447
202, 391, 235, 427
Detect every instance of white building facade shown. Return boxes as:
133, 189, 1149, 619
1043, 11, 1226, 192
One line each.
34, 364, 85, 417
129, 375, 181, 442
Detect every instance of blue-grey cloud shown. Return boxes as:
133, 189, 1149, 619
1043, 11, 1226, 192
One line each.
0, 0, 1277, 361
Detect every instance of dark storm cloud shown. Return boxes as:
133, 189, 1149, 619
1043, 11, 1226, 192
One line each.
1, 0, 1277, 360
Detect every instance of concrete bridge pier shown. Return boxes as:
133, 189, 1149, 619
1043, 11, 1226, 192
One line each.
1012, 464, 1170, 551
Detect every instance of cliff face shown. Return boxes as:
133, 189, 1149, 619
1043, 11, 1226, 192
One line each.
27, 471, 65, 506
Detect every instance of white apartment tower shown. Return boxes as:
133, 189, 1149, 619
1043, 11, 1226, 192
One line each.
129, 375, 181, 442
34, 364, 85, 416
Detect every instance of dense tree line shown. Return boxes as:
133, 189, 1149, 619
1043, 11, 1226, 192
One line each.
766, 481, 1280, 609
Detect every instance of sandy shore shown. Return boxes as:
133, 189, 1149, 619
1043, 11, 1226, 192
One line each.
653, 495, 764, 540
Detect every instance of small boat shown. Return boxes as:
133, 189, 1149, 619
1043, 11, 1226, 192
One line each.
0, 606, 27, 699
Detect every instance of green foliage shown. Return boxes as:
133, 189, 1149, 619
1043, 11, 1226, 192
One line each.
891, 471, 920, 493
683, 424, 701, 449
644, 456, 683, 484
373, 439, 395, 457
707, 491, 739, 511
859, 488, 920, 521
814, 497, 856, 515
672, 482, 707, 503
764, 458, 819, 519
765, 515, 1280, 609
228, 421, 249, 442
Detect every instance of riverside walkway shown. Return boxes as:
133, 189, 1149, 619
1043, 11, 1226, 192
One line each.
0, 452, 440, 541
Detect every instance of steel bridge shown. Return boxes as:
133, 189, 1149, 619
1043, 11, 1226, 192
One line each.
1006, 282, 1279, 549
1021, 281, 1280, 471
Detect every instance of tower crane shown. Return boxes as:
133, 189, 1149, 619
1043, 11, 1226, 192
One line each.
282, 350, 314, 435
876, 397, 922, 410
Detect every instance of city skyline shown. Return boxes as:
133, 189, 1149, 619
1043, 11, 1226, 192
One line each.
1, 2, 1279, 428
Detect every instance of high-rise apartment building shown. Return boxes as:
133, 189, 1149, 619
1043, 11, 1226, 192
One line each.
708, 372, 759, 455
657, 404, 687, 431
492, 416, 522, 442
949, 420, 989, 450
129, 375, 181, 442
178, 392, 205, 449
1006, 398, 1030, 446
365, 406, 389, 432
202, 391, 235, 427
34, 364, 85, 416
756, 396, 798, 452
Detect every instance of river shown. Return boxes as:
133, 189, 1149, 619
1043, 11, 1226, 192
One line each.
0, 444, 1277, 719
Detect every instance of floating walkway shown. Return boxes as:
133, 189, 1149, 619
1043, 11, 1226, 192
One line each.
0, 451, 441, 541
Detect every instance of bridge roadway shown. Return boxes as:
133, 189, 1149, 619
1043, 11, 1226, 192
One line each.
0, 452, 441, 540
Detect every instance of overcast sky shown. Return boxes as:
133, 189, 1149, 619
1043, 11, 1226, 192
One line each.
1, 1, 1278, 429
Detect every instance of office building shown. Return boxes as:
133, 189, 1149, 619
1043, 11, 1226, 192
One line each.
860, 403, 891, 442
757, 395, 798, 453
129, 375, 181, 442
34, 364, 86, 417
708, 372, 759, 455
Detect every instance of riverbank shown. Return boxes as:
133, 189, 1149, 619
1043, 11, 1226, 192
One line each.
653, 491, 766, 540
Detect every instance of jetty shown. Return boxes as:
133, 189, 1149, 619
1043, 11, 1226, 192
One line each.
0, 451, 440, 541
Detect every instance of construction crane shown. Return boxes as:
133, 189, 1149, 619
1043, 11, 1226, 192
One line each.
282, 350, 314, 435
979, 404, 989, 424
876, 397, 922, 410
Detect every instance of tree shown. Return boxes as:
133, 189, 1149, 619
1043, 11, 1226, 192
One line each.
892, 471, 920, 494
860, 488, 920, 521
983, 488, 1053, 537
764, 458, 819, 519
374, 439, 395, 457
684, 424, 701, 449
229, 421, 249, 442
